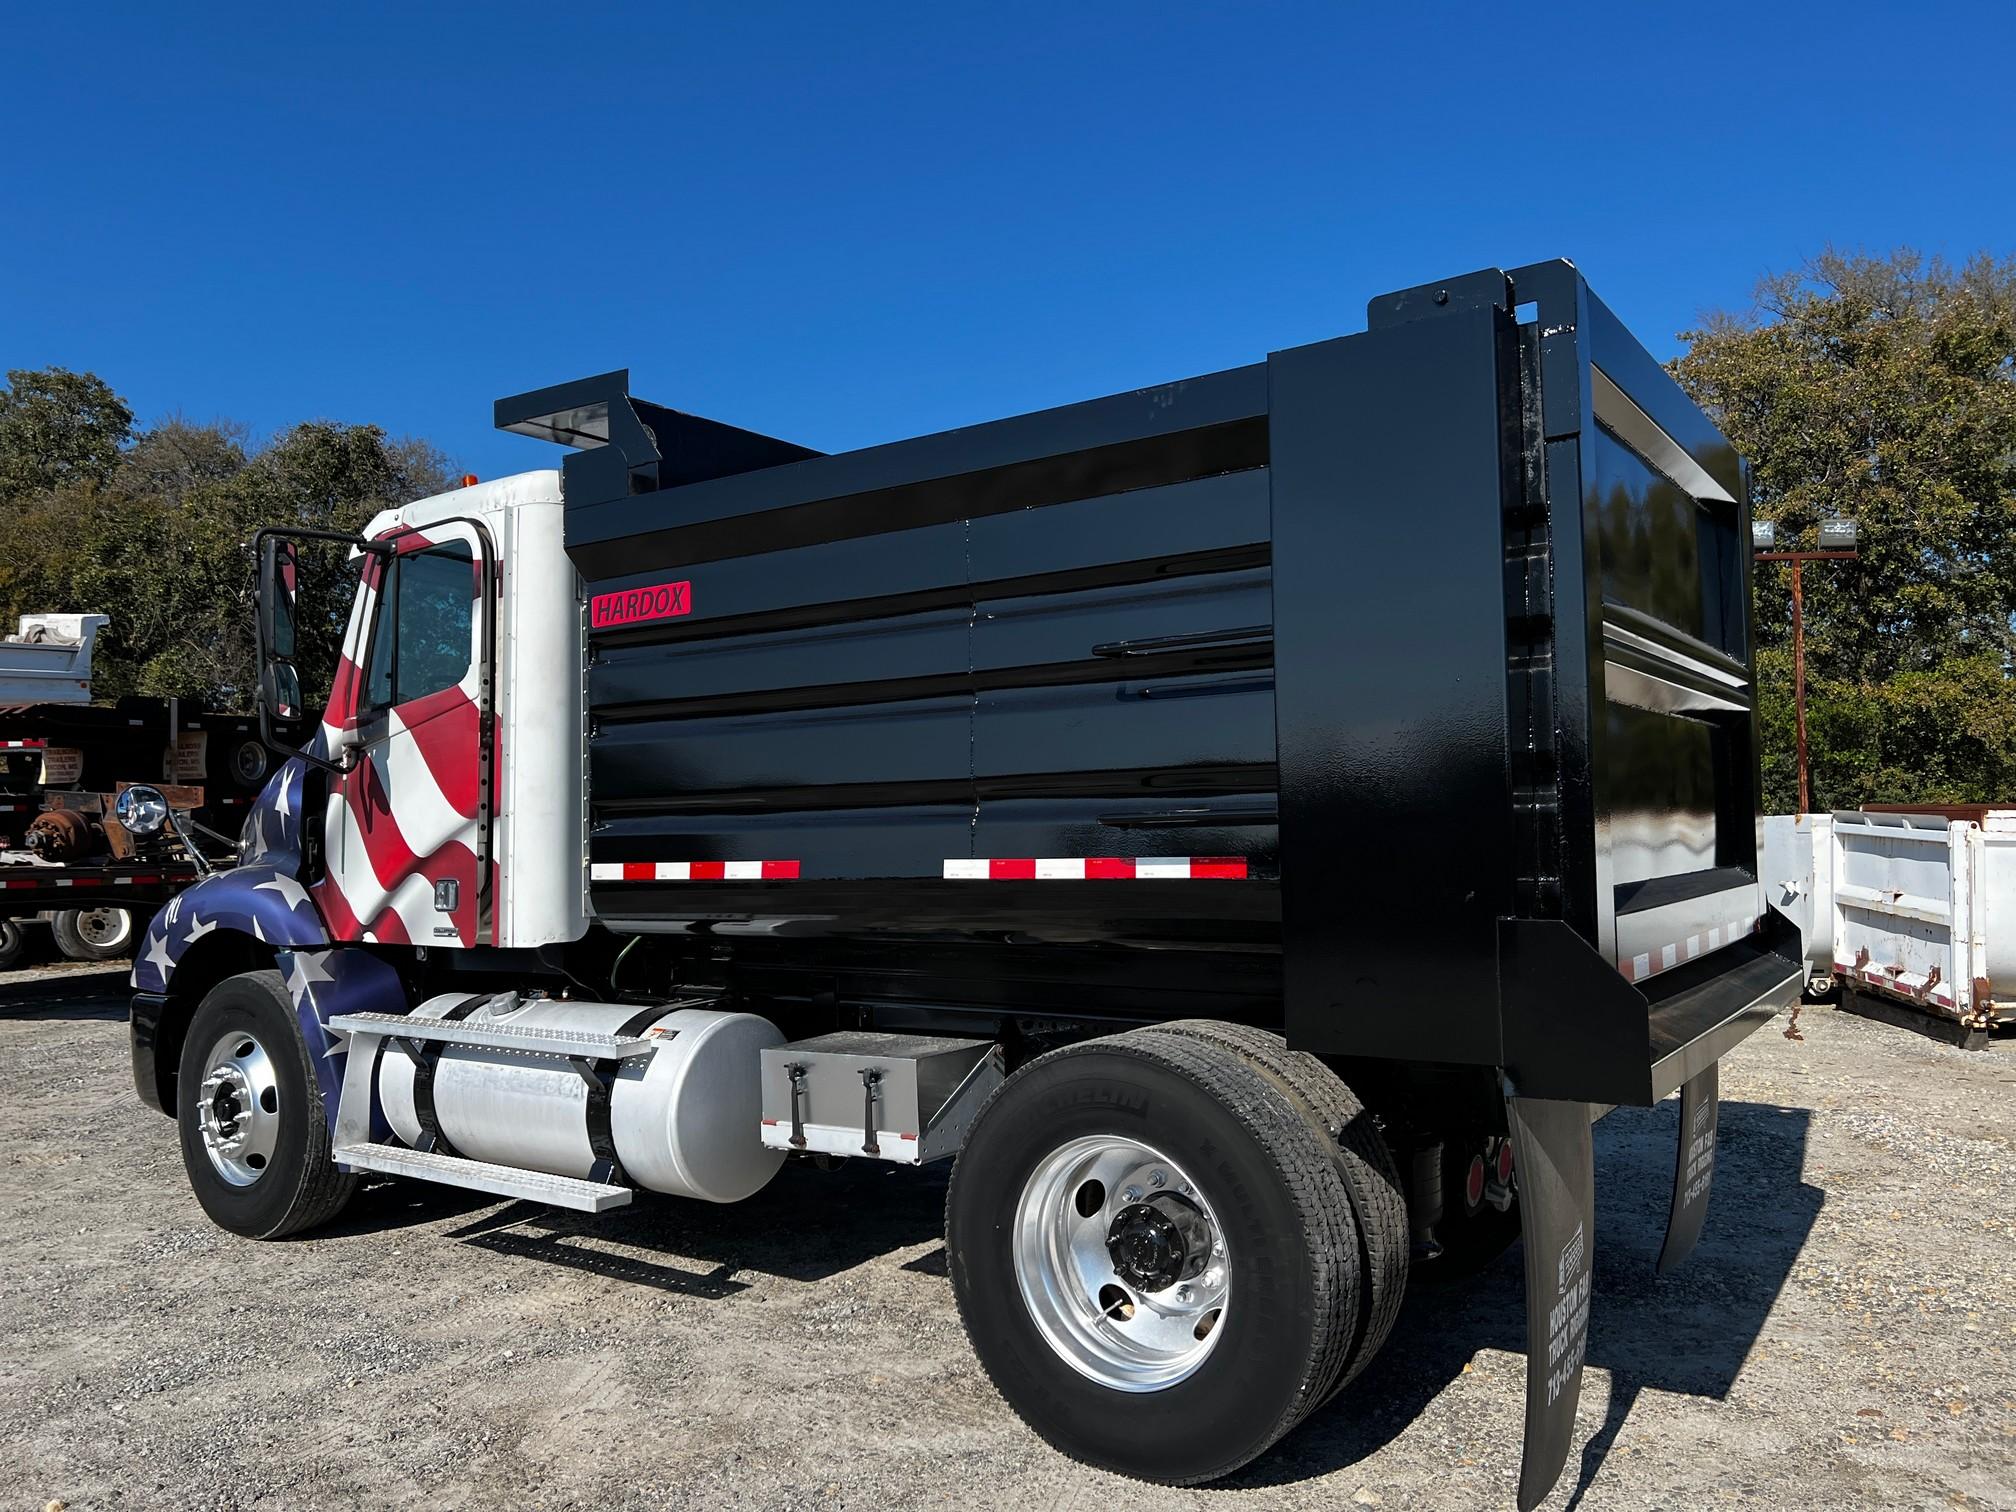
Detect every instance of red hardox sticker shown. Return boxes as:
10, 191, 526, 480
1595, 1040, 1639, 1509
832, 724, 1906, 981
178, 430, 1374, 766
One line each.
591, 578, 692, 629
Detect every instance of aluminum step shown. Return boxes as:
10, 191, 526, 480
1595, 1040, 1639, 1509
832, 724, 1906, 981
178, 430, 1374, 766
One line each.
334, 1142, 633, 1212
326, 1011, 659, 1060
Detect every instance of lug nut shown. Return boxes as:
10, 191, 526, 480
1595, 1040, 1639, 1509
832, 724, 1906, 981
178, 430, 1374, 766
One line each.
1122, 1185, 1144, 1203
1149, 1169, 1167, 1188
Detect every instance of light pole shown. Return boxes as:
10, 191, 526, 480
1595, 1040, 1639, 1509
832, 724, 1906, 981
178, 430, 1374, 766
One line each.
1754, 517, 1859, 816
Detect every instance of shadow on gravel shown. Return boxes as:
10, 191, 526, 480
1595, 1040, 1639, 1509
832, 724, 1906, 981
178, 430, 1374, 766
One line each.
0, 965, 131, 1020
343, 1153, 954, 1288
315, 1175, 500, 1236
1225, 1099, 1821, 1504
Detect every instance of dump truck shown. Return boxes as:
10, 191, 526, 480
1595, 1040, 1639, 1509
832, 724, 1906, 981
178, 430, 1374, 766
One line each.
0, 614, 285, 966
127, 259, 1800, 1509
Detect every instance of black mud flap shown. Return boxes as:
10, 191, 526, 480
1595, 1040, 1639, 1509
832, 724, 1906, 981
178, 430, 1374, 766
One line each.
1655, 1060, 1718, 1275
1505, 1089, 1595, 1512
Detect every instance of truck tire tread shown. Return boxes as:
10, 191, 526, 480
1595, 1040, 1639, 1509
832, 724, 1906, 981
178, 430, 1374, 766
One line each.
1140, 1020, 1409, 1396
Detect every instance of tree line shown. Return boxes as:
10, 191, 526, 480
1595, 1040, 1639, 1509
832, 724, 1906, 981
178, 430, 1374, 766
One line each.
1672, 249, 2016, 811
3, 245, 2013, 813
0, 373, 450, 706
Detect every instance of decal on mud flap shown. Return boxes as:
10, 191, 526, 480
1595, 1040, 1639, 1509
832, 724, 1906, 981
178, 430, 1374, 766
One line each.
1657, 1060, 1720, 1274
1505, 1089, 1596, 1512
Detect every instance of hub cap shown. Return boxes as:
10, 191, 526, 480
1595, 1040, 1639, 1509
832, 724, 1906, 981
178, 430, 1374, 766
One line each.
195, 1028, 280, 1187
1013, 1136, 1230, 1391
75, 907, 132, 950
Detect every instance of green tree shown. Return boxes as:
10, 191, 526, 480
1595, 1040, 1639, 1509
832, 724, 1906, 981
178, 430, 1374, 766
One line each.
0, 394, 453, 708
1671, 250, 2016, 810
0, 368, 134, 502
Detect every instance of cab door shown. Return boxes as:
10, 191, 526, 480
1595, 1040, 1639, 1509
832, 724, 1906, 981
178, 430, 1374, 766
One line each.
316, 522, 491, 945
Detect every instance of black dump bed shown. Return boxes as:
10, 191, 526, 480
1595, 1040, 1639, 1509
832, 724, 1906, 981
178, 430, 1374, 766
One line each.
501, 258, 1799, 1103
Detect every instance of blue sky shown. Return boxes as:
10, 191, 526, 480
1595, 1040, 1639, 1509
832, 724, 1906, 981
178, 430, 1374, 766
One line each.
3, 2, 2010, 481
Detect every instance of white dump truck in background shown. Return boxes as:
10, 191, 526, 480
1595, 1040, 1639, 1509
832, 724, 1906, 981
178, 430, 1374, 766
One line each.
1764, 807, 2016, 1049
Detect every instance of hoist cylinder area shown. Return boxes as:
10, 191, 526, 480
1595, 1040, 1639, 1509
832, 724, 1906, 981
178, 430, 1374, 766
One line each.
379, 995, 786, 1202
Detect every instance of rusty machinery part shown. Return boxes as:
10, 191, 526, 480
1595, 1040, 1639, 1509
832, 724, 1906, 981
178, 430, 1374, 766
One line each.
23, 806, 103, 862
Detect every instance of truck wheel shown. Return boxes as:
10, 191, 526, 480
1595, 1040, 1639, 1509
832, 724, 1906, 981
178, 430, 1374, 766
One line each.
946, 1029, 1362, 1485
1139, 1020, 1409, 1393
176, 969, 356, 1239
0, 918, 24, 970
52, 905, 135, 960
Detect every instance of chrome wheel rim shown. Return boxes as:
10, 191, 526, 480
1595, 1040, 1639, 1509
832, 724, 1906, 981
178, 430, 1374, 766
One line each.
195, 1028, 280, 1187
75, 907, 132, 950
1012, 1135, 1230, 1391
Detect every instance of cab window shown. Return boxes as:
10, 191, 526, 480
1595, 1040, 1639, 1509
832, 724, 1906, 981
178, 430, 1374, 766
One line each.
362, 543, 475, 710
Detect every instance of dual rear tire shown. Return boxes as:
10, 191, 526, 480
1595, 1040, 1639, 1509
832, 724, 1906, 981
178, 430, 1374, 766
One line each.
946, 1024, 1406, 1486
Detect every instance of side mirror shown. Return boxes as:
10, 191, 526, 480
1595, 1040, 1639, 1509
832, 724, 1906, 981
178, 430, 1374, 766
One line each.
257, 536, 303, 720
252, 526, 388, 774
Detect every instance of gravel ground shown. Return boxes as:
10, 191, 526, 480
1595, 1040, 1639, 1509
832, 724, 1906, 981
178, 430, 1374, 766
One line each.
3, 964, 2014, 1511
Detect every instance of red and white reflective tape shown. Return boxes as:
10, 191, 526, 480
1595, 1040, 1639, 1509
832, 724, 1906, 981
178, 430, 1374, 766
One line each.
943, 857, 1249, 881
1620, 915, 1759, 983
0, 739, 46, 750
591, 860, 801, 882
1833, 959, 1958, 1009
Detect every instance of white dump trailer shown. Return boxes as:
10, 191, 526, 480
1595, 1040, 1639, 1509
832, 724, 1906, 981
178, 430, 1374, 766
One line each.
1764, 808, 2016, 1046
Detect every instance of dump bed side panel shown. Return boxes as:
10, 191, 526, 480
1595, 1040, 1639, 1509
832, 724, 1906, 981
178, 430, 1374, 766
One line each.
569, 372, 1282, 960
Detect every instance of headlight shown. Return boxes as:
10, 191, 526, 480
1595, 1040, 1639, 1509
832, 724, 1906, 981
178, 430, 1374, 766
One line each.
115, 784, 170, 838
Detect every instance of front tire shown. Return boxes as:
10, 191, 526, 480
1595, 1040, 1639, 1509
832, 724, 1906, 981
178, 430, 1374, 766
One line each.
946, 1029, 1363, 1485
176, 969, 356, 1238
52, 905, 135, 960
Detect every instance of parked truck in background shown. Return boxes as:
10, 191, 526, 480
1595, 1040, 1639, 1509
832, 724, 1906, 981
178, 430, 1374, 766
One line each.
125, 259, 1801, 1510
0, 614, 289, 967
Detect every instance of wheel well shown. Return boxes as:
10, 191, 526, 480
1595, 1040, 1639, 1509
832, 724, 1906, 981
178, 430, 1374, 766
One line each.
151, 932, 279, 1114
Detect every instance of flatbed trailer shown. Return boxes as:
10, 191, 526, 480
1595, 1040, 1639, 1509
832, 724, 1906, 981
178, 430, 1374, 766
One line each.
0, 857, 202, 910
127, 258, 1799, 1509
0, 616, 296, 963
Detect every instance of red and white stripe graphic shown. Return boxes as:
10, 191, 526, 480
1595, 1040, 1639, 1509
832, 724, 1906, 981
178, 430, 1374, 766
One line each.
0, 739, 46, 750
944, 857, 1249, 880
591, 860, 802, 882
314, 524, 485, 948
1620, 915, 1759, 983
